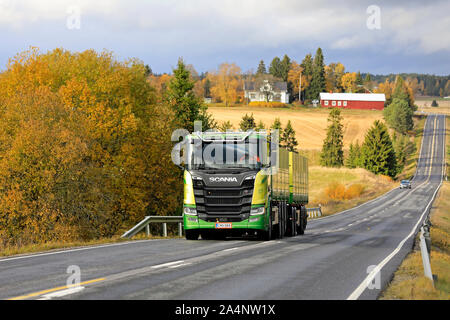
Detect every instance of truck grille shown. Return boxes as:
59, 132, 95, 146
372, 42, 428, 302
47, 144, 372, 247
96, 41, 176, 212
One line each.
194, 180, 254, 216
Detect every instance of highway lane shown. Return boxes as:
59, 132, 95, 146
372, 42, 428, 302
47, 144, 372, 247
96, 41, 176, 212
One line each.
0, 114, 446, 300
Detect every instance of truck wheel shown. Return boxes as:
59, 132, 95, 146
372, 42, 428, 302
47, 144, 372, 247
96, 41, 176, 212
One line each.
278, 205, 284, 239
298, 217, 305, 235
261, 214, 272, 241
291, 207, 297, 237
185, 230, 199, 240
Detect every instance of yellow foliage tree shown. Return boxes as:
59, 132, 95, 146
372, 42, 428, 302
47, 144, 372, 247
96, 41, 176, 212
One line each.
0, 48, 182, 247
340, 72, 357, 93
209, 63, 242, 106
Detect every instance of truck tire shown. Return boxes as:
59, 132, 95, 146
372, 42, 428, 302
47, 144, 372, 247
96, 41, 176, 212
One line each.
278, 204, 284, 239
291, 207, 297, 237
185, 230, 199, 240
297, 206, 306, 235
260, 214, 272, 241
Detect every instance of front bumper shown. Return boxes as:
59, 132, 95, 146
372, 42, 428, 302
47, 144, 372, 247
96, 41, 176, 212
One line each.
183, 214, 267, 231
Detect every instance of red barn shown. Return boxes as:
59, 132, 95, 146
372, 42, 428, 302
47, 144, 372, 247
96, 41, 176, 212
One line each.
319, 93, 386, 110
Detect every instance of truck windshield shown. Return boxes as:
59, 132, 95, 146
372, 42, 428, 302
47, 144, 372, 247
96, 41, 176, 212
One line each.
186, 141, 266, 170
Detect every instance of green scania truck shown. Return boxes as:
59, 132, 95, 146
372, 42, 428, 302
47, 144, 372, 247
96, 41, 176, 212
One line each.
181, 131, 308, 241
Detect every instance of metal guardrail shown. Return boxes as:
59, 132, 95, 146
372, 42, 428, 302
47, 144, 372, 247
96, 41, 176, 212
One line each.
307, 207, 322, 218
121, 216, 183, 239
419, 218, 434, 286
123, 207, 323, 239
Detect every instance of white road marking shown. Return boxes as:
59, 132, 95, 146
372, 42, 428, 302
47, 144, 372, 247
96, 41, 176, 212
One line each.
37, 286, 85, 300
0, 239, 164, 263
168, 263, 191, 269
151, 261, 185, 269
347, 115, 445, 300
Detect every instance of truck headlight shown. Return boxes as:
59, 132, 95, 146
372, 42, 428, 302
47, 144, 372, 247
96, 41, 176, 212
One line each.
250, 207, 265, 216
184, 207, 198, 216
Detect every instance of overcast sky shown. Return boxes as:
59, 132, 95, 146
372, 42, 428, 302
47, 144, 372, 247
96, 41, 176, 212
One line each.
0, 0, 449, 75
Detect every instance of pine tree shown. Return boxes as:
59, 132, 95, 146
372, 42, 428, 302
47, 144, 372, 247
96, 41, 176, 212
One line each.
239, 113, 256, 131
270, 117, 283, 144
383, 98, 414, 134
361, 120, 398, 177
320, 108, 344, 167
256, 60, 267, 75
309, 48, 326, 100
167, 58, 215, 132
281, 120, 298, 152
219, 120, 234, 132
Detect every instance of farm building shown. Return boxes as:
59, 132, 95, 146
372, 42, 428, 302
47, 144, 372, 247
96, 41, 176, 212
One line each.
244, 80, 290, 104
319, 93, 386, 110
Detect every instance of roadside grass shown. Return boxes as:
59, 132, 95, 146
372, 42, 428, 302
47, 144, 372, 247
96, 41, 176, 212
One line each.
308, 166, 396, 216
380, 115, 449, 300
397, 115, 426, 181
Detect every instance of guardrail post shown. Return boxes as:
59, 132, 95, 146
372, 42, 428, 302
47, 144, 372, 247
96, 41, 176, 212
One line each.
419, 227, 434, 286
163, 223, 167, 237
178, 222, 183, 237
145, 224, 150, 237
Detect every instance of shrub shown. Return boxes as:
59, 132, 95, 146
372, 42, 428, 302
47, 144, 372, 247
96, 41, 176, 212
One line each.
431, 100, 438, 107
324, 182, 346, 200
345, 184, 366, 200
248, 101, 289, 108
324, 182, 366, 201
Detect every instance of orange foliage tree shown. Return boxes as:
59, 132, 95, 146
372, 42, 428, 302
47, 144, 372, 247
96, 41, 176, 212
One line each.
0, 48, 182, 246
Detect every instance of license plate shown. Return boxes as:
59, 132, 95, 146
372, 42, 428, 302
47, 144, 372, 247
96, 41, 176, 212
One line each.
215, 222, 232, 229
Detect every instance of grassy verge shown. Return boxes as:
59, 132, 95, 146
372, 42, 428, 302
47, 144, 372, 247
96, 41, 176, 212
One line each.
308, 166, 396, 216
397, 115, 426, 181
380, 116, 449, 300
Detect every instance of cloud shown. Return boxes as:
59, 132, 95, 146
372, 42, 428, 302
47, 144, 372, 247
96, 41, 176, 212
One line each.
0, 0, 449, 73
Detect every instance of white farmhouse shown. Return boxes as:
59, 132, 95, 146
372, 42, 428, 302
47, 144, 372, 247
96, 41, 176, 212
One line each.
244, 80, 290, 104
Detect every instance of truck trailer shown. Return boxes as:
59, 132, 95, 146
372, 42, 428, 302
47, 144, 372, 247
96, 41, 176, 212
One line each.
181, 131, 308, 240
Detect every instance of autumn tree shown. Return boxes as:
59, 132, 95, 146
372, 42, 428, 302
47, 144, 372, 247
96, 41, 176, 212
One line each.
209, 63, 242, 107
341, 72, 357, 93
0, 48, 183, 246
325, 62, 345, 92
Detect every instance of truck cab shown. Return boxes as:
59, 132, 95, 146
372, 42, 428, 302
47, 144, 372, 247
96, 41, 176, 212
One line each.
180, 131, 308, 241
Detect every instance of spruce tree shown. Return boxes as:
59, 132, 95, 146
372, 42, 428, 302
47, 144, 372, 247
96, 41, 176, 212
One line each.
269, 57, 282, 79
320, 108, 344, 167
270, 117, 283, 144
346, 141, 362, 168
239, 113, 256, 131
167, 58, 215, 132
309, 48, 326, 100
301, 53, 313, 100
256, 60, 267, 75
280, 54, 291, 82
281, 120, 298, 152
361, 120, 398, 177
256, 120, 266, 131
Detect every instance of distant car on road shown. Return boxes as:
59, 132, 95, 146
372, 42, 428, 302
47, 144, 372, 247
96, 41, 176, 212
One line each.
400, 180, 412, 189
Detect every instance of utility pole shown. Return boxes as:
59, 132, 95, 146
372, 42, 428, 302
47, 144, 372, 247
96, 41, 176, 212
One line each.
299, 70, 302, 103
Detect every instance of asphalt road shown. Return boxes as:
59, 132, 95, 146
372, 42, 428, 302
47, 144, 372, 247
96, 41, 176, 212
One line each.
0, 114, 446, 300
